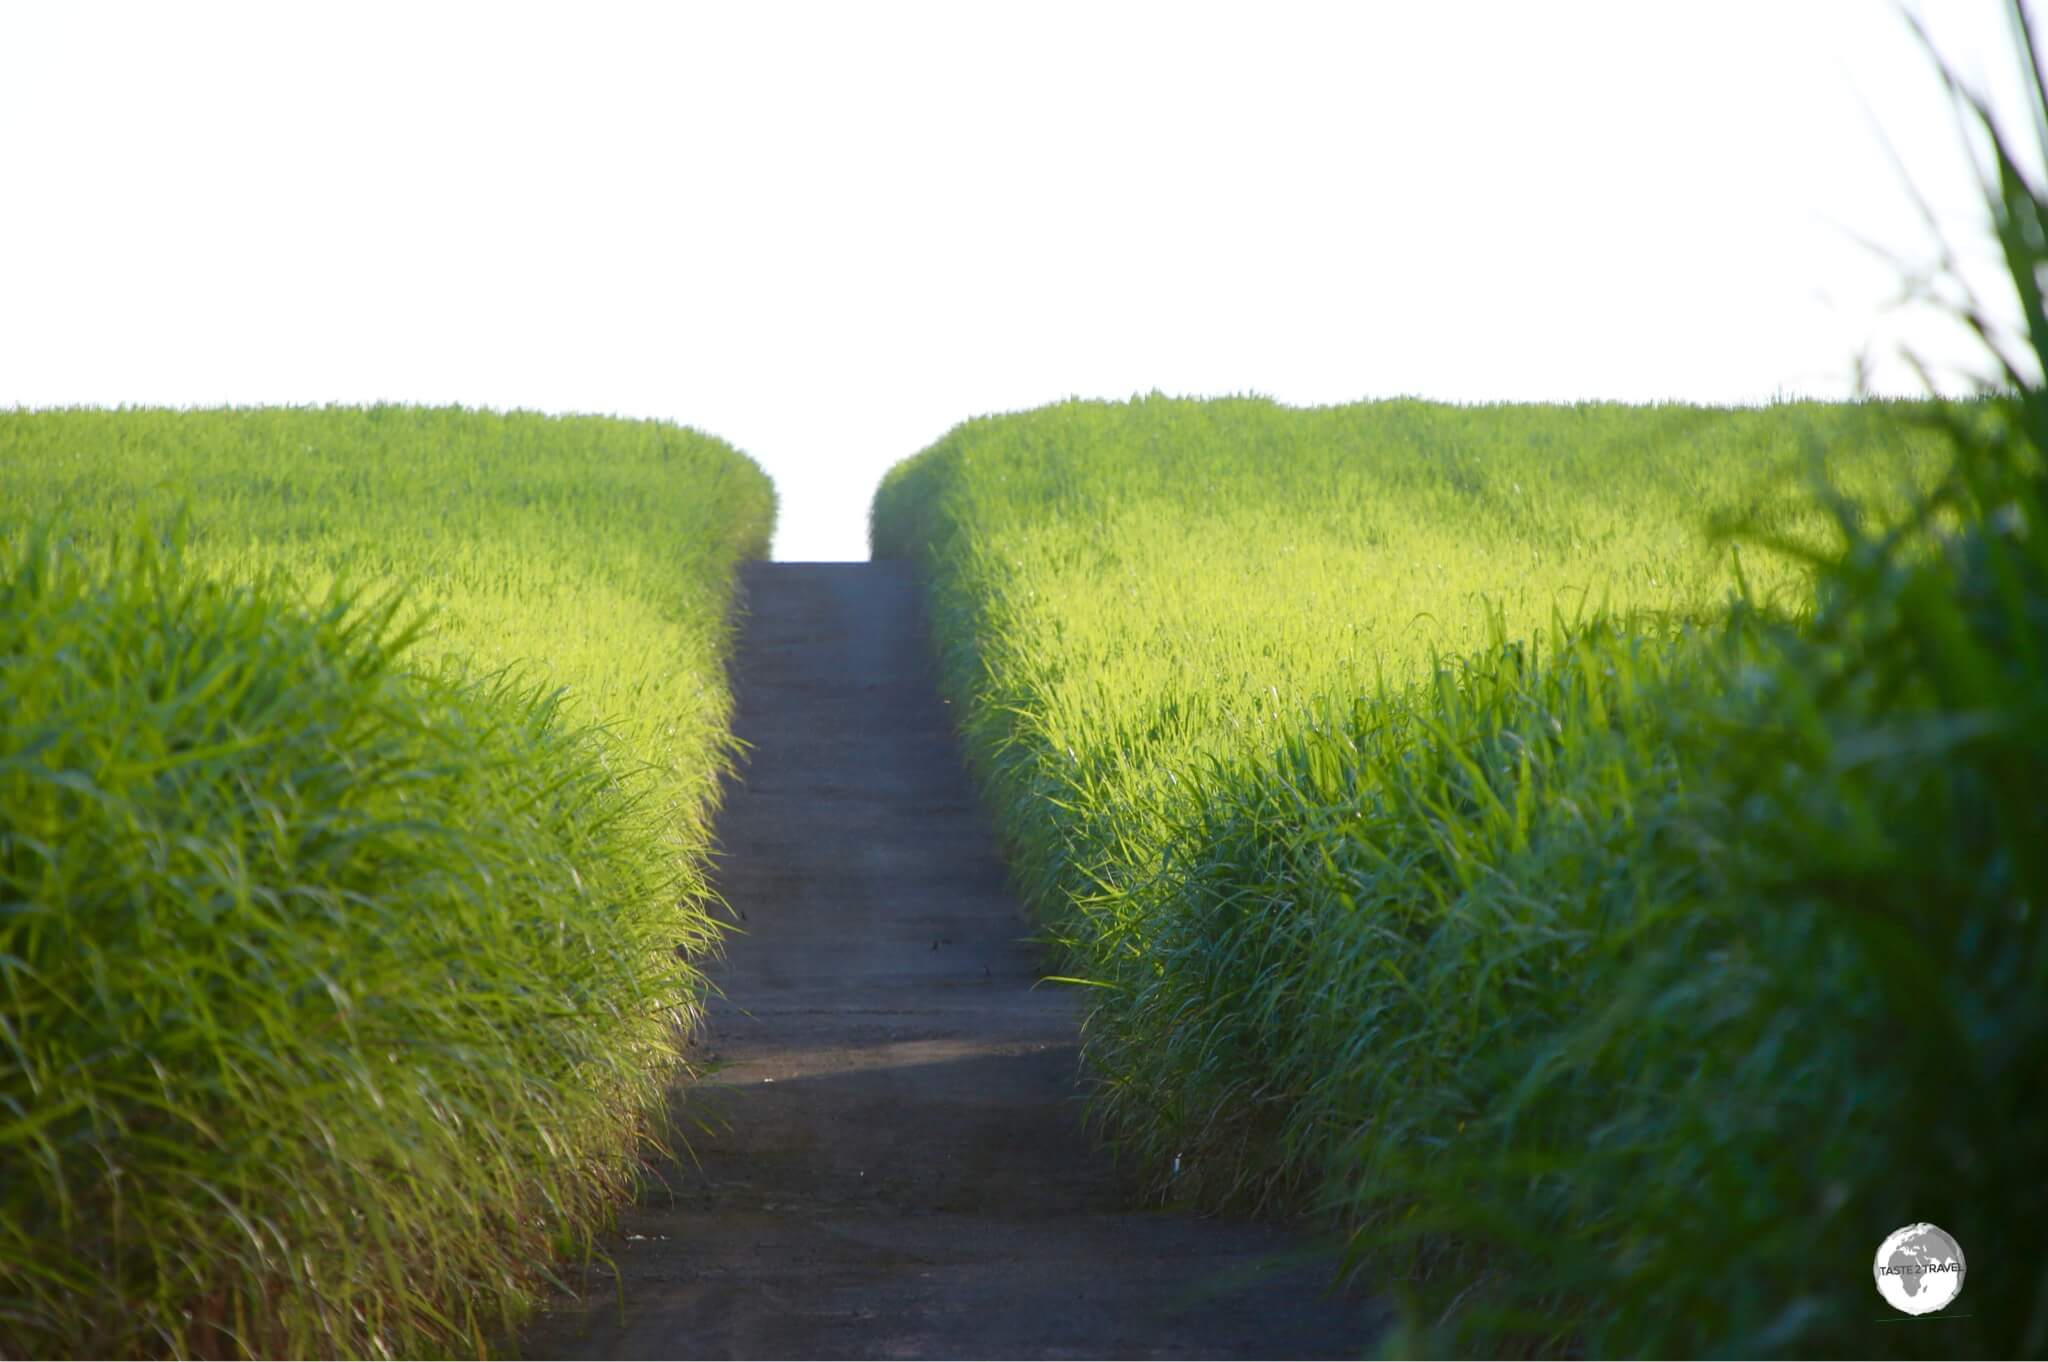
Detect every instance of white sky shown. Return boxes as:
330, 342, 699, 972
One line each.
3, 1, 2043, 560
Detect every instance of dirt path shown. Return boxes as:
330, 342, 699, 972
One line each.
518, 562, 1377, 1360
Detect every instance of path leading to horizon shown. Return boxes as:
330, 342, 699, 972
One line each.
518, 562, 1376, 1360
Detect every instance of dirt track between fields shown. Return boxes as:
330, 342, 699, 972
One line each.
517, 562, 1377, 1360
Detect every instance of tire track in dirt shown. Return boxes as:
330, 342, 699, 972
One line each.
518, 562, 1378, 1359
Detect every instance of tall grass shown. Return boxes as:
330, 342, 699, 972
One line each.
0, 408, 773, 1356
873, 397, 1976, 1352
874, 280, 2048, 1356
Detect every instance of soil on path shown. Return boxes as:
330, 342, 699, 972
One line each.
518, 562, 1378, 1360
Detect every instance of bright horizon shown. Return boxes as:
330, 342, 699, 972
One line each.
4, 1, 2044, 560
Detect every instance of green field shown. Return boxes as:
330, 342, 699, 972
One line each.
0, 406, 773, 1356
873, 394, 2045, 1355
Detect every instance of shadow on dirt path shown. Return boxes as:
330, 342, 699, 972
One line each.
517, 562, 1381, 1360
